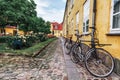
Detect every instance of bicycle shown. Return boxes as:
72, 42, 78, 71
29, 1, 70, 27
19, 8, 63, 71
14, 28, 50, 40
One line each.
70, 28, 115, 78
70, 30, 90, 63
64, 35, 73, 55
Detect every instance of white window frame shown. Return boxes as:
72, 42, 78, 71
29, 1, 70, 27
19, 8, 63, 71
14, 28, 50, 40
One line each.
70, 0, 74, 8
76, 12, 79, 30
110, 0, 120, 33
83, 0, 90, 34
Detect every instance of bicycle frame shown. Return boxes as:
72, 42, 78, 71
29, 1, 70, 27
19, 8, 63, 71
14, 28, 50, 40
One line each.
73, 27, 99, 62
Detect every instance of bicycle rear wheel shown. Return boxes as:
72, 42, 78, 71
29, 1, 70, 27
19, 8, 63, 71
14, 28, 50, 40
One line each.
85, 48, 114, 78
70, 45, 79, 63
65, 41, 72, 55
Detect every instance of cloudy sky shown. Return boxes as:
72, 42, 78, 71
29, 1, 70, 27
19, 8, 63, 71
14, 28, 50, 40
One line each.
34, 0, 66, 23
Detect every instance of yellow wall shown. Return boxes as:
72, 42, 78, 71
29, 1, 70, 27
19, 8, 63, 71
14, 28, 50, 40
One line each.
5, 28, 24, 35
54, 30, 62, 37
95, 0, 120, 59
63, 0, 120, 60
50, 24, 53, 34
5, 28, 16, 35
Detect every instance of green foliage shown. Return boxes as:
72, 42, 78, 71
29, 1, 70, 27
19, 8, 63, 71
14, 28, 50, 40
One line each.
12, 38, 23, 49
0, 38, 57, 56
0, 0, 37, 29
0, 0, 51, 36
36, 34, 48, 42
3, 34, 48, 50
23, 35, 37, 47
0, 36, 8, 43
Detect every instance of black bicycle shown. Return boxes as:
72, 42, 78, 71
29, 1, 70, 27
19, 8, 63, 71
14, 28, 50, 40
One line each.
70, 28, 115, 78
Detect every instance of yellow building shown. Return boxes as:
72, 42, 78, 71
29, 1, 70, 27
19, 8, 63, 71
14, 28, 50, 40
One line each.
51, 22, 63, 37
0, 26, 24, 36
63, 0, 120, 75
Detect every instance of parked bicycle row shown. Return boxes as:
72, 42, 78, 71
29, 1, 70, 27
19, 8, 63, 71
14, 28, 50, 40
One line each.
63, 27, 115, 78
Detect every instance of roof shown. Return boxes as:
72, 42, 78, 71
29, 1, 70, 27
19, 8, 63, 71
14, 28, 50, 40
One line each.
6, 25, 16, 29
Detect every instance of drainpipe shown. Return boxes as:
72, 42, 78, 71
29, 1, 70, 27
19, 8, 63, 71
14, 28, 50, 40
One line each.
92, 0, 97, 41
92, 0, 97, 28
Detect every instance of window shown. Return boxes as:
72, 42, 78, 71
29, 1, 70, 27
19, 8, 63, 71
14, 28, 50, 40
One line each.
71, 19, 73, 28
76, 12, 79, 30
55, 25, 58, 29
83, 0, 90, 33
70, 0, 74, 8
71, 19, 74, 33
111, 0, 120, 33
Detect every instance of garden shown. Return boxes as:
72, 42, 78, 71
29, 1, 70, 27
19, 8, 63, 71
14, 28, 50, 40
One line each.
0, 0, 57, 57
0, 34, 56, 56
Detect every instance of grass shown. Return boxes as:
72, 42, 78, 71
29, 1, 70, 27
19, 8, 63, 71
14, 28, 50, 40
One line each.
0, 38, 57, 56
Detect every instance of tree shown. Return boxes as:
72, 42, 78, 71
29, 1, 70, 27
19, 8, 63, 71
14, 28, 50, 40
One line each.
0, 0, 51, 35
0, 0, 37, 34
42, 21, 51, 34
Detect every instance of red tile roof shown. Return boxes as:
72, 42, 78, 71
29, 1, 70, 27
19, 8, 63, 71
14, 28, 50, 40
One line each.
6, 25, 16, 29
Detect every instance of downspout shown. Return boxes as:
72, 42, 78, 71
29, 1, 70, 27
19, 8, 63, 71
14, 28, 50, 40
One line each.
92, 0, 97, 28
92, 0, 97, 41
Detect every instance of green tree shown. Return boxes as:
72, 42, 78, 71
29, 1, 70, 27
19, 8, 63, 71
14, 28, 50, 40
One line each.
0, 0, 51, 35
0, 0, 37, 34
42, 21, 51, 34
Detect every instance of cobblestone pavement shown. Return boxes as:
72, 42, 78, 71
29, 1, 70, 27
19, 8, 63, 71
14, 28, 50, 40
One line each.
60, 37, 120, 80
0, 38, 120, 80
0, 39, 67, 80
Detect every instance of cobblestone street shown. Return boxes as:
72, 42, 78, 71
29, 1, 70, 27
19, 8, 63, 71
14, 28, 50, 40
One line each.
0, 39, 67, 80
0, 38, 120, 80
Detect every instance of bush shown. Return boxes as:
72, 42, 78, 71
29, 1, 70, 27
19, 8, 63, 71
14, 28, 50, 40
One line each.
23, 36, 33, 47
0, 33, 49, 50
36, 34, 48, 42
0, 36, 10, 43
6, 36, 16, 48
47, 34, 55, 38
12, 38, 23, 49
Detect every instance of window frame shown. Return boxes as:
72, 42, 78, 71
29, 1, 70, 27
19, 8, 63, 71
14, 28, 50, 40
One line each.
76, 11, 79, 30
83, 0, 90, 34
71, 19, 74, 33
110, 0, 120, 33
70, 0, 74, 9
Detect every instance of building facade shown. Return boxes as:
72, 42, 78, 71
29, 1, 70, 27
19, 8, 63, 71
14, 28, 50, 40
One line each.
63, 0, 120, 75
51, 22, 63, 37
0, 25, 24, 36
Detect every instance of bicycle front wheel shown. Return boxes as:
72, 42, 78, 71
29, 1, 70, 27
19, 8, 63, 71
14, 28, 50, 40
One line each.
85, 48, 114, 78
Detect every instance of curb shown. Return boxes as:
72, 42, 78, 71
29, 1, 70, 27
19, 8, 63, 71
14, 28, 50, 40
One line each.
60, 37, 81, 80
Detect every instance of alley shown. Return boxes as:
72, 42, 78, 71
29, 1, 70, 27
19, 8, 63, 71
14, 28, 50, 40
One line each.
0, 39, 67, 80
0, 38, 120, 80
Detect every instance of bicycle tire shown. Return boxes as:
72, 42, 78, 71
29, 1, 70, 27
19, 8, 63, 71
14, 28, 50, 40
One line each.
64, 40, 72, 55
85, 48, 115, 78
70, 44, 79, 63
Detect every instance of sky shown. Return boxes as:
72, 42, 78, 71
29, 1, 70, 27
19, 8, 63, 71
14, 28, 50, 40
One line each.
34, 0, 66, 23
